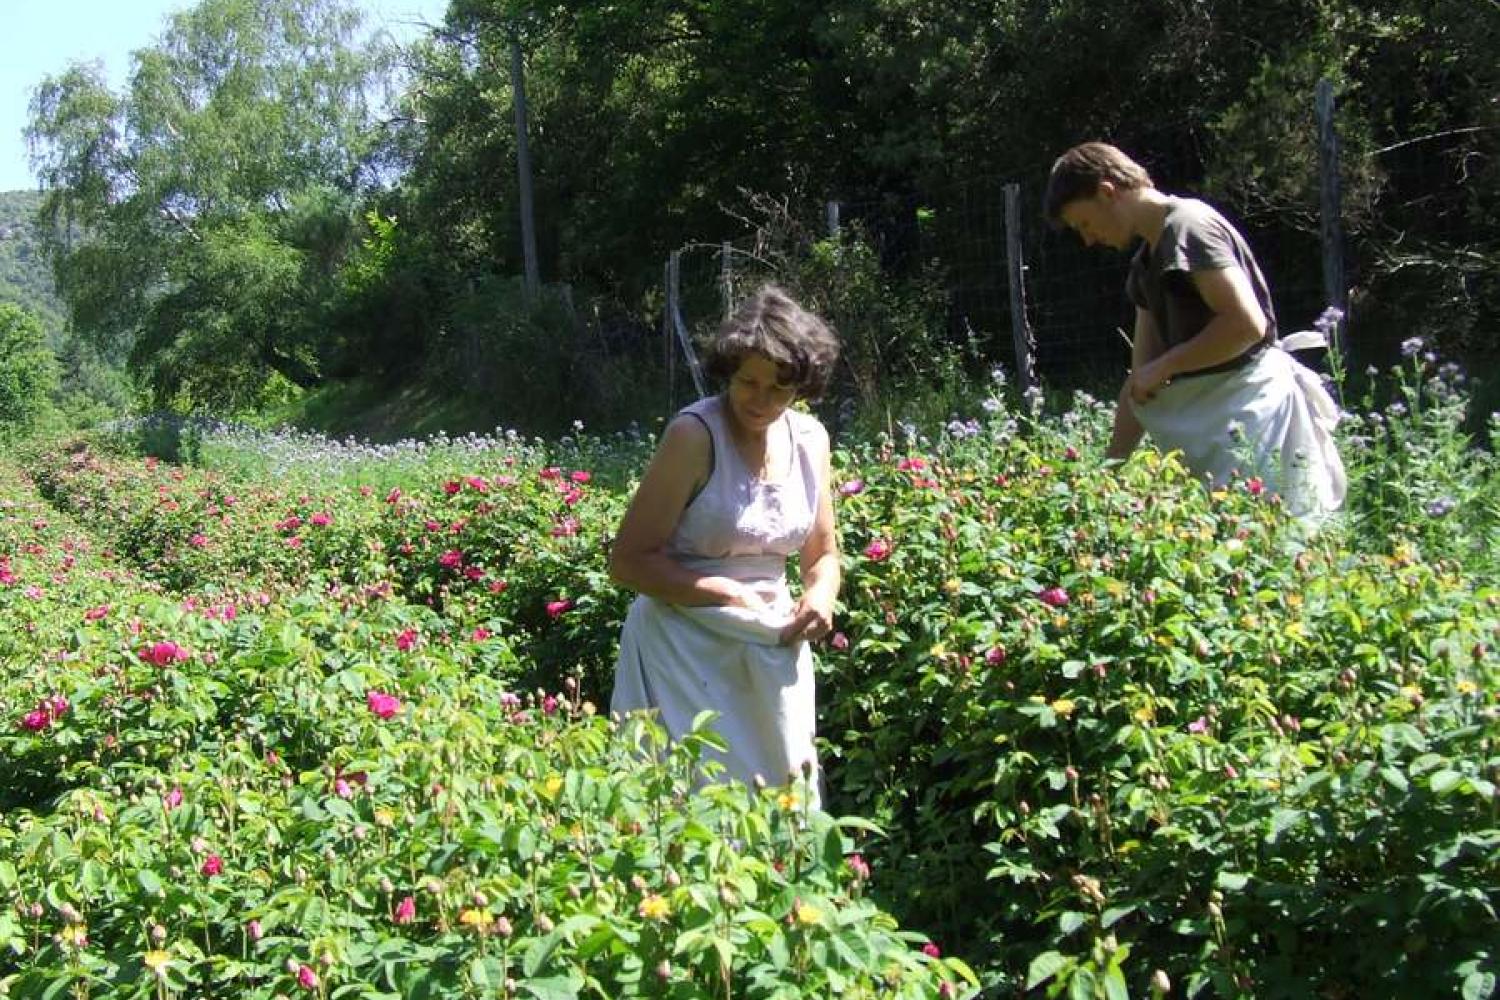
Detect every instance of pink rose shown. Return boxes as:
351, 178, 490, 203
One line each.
201, 854, 223, 877
367, 690, 402, 719
863, 538, 892, 562
139, 641, 188, 667
1037, 586, 1070, 608
296, 964, 319, 990
393, 895, 416, 925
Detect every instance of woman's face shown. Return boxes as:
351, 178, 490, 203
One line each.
725, 353, 798, 432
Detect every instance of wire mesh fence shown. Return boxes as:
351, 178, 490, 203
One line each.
645, 83, 1497, 418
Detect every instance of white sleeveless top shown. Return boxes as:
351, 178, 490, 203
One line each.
666, 395, 821, 586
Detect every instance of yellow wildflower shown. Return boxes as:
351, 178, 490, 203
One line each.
1457, 680, 1478, 696
544, 775, 564, 799
458, 908, 494, 932
143, 950, 171, 974
373, 807, 396, 828
638, 894, 671, 922
60, 923, 88, 948
777, 791, 800, 811
1133, 705, 1155, 724
794, 901, 823, 926
1050, 698, 1077, 718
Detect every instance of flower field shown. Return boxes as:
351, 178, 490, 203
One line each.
2, 359, 1498, 998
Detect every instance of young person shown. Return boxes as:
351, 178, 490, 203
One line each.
609, 285, 841, 804
1044, 141, 1344, 519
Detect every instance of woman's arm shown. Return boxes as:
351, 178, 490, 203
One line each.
780, 422, 840, 645
608, 416, 759, 608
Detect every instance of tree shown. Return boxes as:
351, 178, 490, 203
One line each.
0, 303, 60, 438
26, 0, 393, 409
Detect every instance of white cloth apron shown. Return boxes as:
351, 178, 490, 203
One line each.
1132, 341, 1346, 520
611, 396, 823, 804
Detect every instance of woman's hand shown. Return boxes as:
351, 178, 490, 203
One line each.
778, 592, 835, 646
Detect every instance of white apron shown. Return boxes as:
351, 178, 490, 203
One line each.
1132, 342, 1346, 521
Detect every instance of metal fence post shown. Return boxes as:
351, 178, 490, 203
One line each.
1316, 78, 1348, 353
1003, 183, 1038, 391
826, 200, 841, 239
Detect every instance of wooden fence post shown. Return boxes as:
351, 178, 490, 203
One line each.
720, 241, 734, 319
1003, 183, 1037, 391
1316, 78, 1348, 353
663, 255, 675, 407
510, 34, 540, 301
666, 250, 707, 399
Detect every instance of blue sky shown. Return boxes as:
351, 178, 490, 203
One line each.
2, 0, 450, 192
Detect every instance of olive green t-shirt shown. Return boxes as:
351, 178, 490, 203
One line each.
1125, 197, 1277, 376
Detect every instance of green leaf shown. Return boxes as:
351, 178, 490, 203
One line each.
1379, 766, 1409, 792
519, 974, 583, 1000
822, 825, 845, 873
1214, 872, 1250, 892
1026, 950, 1069, 990
1058, 911, 1088, 935
1429, 770, 1464, 795
1462, 971, 1496, 1000
136, 869, 164, 898
1104, 964, 1130, 1000
1069, 965, 1098, 1000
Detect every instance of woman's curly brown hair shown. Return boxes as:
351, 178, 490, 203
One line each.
703, 284, 841, 400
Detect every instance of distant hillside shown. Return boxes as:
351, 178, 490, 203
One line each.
0, 190, 63, 346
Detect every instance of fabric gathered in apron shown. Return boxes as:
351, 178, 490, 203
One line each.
1131, 335, 1346, 522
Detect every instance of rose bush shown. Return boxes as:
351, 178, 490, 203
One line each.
9, 356, 1498, 997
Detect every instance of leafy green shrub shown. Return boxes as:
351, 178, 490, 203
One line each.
10, 367, 1499, 998
0, 302, 60, 440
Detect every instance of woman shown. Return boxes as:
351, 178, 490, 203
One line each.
609, 285, 841, 805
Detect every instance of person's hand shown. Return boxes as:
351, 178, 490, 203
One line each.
778, 593, 835, 646
1127, 357, 1172, 405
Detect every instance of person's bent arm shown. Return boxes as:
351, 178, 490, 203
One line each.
780, 424, 840, 645
1107, 308, 1162, 460
608, 417, 760, 608
1129, 265, 1267, 403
